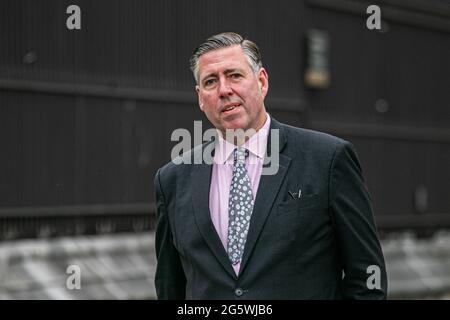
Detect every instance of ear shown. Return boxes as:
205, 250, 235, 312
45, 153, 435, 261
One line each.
257, 68, 269, 99
196, 85, 204, 111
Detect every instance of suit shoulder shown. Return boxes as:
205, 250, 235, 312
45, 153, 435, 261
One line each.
155, 141, 212, 181
281, 123, 349, 151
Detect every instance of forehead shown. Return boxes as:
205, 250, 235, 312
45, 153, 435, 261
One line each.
197, 45, 251, 76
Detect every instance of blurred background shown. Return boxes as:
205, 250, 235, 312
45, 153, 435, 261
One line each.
0, 0, 449, 299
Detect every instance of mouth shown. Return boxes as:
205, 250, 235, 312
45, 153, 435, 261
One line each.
221, 103, 241, 114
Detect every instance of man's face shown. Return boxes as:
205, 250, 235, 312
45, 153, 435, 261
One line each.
196, 45, 269, 136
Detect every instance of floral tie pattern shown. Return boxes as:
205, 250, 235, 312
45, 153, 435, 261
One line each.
227, 147, 254, 265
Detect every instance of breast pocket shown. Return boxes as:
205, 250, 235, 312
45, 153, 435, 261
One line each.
277, 194, 320, 215
273, 194, 325, 244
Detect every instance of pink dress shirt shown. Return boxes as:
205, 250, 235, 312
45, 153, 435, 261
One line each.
209, 114, 271, 275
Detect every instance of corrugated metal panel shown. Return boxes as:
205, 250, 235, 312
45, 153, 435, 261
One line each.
0, 0, 449, 234
0, 0, 311, 97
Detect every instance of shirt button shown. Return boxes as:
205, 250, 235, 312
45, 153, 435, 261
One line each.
234, 288, 244, 297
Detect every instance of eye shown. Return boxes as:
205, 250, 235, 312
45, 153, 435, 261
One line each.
204, 78, 216, 87
230, 73, 242, 79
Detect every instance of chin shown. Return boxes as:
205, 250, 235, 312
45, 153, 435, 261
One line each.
223, 118, 250, 131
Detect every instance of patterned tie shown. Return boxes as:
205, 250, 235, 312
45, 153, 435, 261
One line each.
227, 147, 255, 265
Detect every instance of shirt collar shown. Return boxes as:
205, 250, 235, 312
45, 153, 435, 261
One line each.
214, 113, 271, 164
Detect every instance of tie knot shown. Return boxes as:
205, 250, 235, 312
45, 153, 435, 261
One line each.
233, 147, 248, 165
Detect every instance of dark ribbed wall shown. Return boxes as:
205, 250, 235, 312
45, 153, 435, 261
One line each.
0, 0, 311, 95
0, 0, 449, 234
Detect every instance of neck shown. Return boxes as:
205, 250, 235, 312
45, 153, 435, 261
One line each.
220, 111, 268, 146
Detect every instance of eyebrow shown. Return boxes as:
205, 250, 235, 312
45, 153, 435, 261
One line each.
201, 68, 244, 82
224, 68, 243, 75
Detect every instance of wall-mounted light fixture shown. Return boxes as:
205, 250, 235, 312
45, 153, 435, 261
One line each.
304, 29, 330, 90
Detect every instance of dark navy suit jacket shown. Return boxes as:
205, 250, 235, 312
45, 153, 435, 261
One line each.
154, 117, 387, 299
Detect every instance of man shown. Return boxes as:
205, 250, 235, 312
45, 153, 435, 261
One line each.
154, 32, 387, 299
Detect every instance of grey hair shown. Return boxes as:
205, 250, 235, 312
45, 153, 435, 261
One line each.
190, 32, 263, 84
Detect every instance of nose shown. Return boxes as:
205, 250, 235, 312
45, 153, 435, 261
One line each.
218, 77, 233, 98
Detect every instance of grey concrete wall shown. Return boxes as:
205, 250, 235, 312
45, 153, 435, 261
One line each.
1, 231, 450, 299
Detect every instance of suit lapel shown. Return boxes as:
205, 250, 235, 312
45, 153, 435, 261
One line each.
191, 143, 238, 280
239, 118, 292, 276
190, 118, 291, 279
